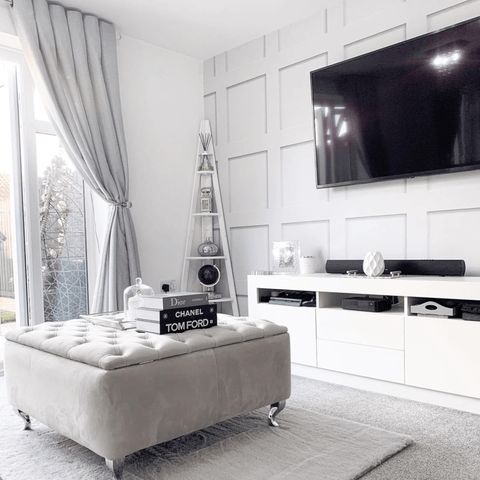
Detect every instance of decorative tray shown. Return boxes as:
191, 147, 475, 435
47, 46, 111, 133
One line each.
80, 311, 136, 330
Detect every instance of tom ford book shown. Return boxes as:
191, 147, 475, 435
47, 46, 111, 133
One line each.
139, 292, 208, 310
136, 304, 217, 335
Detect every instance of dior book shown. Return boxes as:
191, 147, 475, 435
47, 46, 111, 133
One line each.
140, 292, 208, 310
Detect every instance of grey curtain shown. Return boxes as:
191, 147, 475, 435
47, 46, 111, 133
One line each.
10, 0, 141, 313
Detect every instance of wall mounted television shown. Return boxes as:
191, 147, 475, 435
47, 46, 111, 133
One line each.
310, 16, 480, 189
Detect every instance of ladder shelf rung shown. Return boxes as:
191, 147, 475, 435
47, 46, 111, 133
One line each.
209, 298, 233, 304
186, 256, 227, 260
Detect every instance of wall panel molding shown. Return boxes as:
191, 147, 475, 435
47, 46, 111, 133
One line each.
228, 151, 269, 213
226, 75, 267, 143
226, 36, 265, 72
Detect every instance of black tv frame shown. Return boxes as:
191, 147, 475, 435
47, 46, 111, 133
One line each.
310, 15, 480, 189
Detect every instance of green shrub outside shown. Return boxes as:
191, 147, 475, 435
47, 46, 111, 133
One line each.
0, 311, 16, 324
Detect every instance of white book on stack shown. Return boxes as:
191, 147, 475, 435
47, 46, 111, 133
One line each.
139, 292, 208, 310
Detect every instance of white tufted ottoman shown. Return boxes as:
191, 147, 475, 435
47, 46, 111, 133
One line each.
4, 314, 290, 478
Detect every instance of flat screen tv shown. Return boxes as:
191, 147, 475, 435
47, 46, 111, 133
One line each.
310, 16, 480, 189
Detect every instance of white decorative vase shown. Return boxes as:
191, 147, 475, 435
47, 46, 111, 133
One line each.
363, 252, 385, 277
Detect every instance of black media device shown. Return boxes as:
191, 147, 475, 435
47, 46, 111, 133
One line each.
310, 16, 480, 189
269, 291, 316, 307
342, 297, 392, 313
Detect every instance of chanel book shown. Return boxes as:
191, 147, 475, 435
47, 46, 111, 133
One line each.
136, 304, 217, 335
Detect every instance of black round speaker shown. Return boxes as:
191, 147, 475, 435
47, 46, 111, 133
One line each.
198, 264, 221, 287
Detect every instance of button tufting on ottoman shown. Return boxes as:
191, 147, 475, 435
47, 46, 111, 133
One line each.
4, 314, 291, 478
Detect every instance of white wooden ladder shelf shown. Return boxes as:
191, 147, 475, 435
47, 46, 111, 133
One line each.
181, 120, 239, 316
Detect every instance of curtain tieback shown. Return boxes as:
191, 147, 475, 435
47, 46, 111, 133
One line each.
112, 201, 132, 208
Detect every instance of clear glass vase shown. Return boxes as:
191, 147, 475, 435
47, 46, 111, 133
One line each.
123, 277, 154, 321
198, 238, 219, 256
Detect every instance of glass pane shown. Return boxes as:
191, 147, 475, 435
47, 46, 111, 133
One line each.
36, 134, 88, 322
0, 61, 17, 367
34, 87, 50, 122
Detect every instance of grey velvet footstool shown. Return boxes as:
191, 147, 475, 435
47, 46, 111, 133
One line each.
4, 313, 291, 478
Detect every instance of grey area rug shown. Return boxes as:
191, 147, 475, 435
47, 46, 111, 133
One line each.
289, 376, 480, 480
0, 377, 411, 480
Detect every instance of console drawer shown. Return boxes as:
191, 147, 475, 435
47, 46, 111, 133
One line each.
317, 308, 404, 350
317, 339, 405, 383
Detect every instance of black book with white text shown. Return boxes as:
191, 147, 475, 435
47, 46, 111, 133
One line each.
136, 303, 217, 335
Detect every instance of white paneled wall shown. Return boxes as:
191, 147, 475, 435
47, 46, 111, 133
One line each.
204, 0, 480, 314
227, 75, 267, 142
229, 151, 269, 213
230, 225, 270, 294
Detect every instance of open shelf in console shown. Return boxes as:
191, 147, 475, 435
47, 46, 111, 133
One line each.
406, 296, 470, 320
318, 291, 404, 315
257, 288, 316, 307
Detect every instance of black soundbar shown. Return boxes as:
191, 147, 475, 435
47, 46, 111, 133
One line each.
325, 259, 466, 277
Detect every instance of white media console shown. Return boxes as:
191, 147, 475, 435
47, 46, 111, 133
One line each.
248, 273, 480, 413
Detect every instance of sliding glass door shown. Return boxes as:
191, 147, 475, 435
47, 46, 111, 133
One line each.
0, 56, 22, 371
0, 45, 89, 351
34, 94, 88, 323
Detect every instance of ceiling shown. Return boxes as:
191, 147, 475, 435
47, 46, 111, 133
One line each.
55, 0, 327, 60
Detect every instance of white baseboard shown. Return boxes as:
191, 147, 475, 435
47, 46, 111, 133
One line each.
291, 363, 480, 415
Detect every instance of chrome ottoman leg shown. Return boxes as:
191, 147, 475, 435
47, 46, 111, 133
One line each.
13, 408, 31, 430
106, 457, 126, 479
268, 400, 286, 427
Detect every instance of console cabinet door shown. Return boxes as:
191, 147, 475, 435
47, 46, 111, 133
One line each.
405, 316, 480, 399
251, 303, 316, 367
